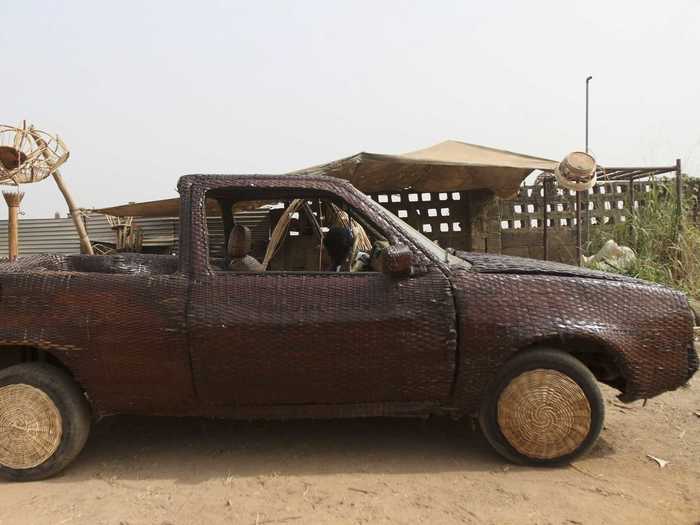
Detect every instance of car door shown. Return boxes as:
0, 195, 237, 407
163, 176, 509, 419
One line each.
188, 262, 456, 407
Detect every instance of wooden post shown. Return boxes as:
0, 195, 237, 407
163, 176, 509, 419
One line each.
3, 191, 24, 261
575, 191, 582, 266
675, 158, 683, 229
543, 177, 550, 261
583, 188, 590, 253
628, 175, 635, 217
29, 131, 94, 255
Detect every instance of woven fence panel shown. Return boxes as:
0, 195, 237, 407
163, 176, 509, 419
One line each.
499, 180, 659, 263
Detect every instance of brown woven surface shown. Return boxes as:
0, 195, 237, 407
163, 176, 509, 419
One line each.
450, 269, 695, 414
0, 384, 62, 469
0, 173, 694, 419
497, 369, 591, 459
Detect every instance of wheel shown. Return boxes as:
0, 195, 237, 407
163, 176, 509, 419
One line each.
0, 362, 91, 481
479, 348, 604, 466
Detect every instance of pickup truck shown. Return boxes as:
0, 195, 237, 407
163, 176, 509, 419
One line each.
0, 173, 697, 481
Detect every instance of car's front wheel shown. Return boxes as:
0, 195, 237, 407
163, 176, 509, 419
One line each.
0, 362, 91, 481
479, 348, 604, 465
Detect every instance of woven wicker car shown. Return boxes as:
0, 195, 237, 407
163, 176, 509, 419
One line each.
0, 174, 697, 481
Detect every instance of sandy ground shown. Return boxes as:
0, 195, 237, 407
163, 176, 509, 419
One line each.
0, 378, 698, 525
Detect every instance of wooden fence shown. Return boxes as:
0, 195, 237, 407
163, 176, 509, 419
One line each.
499, 179, 667, 264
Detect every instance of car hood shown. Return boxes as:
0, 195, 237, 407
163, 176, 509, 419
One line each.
453, 251, 643, 283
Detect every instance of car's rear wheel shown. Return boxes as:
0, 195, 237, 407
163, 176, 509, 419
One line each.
479, 348, 604, 465
0, 362, 91, 481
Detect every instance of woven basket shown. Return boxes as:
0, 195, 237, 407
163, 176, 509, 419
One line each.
0, 384, 62, 469
497, 369, 591, 459
555, 151, 597, 192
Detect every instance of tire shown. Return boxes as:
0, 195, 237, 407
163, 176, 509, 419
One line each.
479, 348, 604, 466
0, 362, 91, 481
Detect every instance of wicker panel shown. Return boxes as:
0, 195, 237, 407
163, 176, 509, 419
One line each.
0, 265, 194, 415
189, 270, 456, 405
450, 268, 695, 414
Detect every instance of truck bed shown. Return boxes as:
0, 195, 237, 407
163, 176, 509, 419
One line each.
0, 254, 179, 275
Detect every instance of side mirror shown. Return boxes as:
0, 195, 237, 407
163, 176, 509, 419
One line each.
380, 244, 412, 276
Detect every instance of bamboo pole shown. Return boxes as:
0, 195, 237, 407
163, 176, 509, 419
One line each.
3, 191, 24, 261
29, 130, 93, 255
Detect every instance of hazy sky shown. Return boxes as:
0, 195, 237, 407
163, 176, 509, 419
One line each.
3, 0, 699, 217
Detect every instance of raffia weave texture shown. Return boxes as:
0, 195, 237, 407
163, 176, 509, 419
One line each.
497, 369, 591, 459
0, 384, 62, 469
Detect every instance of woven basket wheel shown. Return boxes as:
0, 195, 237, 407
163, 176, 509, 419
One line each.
497, 369, 591, 460
0, 384, 63, 470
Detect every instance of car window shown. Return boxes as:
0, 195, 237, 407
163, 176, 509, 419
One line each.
205, 193, 387, 274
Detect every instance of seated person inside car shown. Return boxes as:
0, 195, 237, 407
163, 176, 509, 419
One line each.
323, 226, 372, 272
227, 224, 264, 272
323, 226, 353, 272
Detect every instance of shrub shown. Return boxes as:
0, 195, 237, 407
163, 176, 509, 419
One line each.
587, 178, 700, 298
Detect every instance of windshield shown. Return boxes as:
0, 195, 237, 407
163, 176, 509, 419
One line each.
363, 194, 467, 266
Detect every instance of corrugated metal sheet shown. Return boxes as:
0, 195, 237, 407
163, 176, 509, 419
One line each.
0, 218, 82, 256
0, 210, 271, 257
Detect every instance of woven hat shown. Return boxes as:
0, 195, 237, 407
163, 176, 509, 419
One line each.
555, 151, 597, 191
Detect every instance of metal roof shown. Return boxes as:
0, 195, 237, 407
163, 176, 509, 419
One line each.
596, 165, 679, 181
0, 210, 270, 257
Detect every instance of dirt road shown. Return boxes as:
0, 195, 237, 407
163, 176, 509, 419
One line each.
0, 378, 698, 525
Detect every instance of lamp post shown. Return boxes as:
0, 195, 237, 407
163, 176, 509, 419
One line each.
585, 76, 592, 153
576, 76, 592, 266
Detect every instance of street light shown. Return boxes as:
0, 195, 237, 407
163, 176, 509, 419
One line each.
577, 75, 593, 266
585, 76, 593, 153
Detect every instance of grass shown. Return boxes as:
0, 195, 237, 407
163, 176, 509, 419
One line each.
587, 178, 700, 299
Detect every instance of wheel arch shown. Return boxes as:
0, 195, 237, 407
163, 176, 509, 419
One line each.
513, 334, 630, 394
0, 344, 88, 395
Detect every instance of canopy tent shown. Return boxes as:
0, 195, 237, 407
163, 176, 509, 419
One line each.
292, 140, 557, 198
94, 140, 558, 217
93, 197, 187, 218
92, 197, 265, 218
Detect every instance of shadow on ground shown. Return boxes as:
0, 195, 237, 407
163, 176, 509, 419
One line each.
47, 415, 516, 484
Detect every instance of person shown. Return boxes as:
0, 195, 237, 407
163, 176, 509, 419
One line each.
323, 226, 372, 272
323, 226, 354, 272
